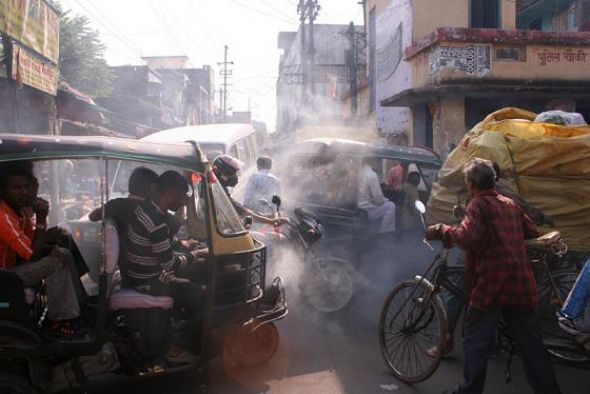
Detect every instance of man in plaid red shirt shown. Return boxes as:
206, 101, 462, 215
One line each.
427, 158, 561, 394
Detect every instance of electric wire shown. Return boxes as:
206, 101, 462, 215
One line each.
227, 0, 297, 25
73, 0, 143, 56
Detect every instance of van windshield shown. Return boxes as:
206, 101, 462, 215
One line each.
199, 143, 226, 161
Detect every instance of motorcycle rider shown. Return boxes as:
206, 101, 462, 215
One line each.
213, 155, 288, 226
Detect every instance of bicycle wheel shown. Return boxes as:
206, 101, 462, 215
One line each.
536, 270, 590, 364
378, 280, 448, 383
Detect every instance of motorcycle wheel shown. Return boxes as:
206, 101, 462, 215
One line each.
223, 322, 280, 367
0, 374, 37, 394
303, 257, 355, 313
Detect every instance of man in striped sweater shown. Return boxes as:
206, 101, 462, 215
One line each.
124, 170, 206, 294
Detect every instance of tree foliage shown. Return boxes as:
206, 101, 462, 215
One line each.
50, 1, 114, 97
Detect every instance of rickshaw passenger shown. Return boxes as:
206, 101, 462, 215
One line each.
0, 162, 82, 337
89, 167, 158, 225
89, 167, 158, 285
358, 157, 396, 234
123, 171, 206, 331
400, 172, 421, 231
28, 174, 89, 301
386, 161, 403, 191
90, 167, 205, 253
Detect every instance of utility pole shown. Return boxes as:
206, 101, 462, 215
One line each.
297, 0, 307, 91
307, 0, 320, 95
217, 45, 233, 123
346, 22, 358, 117
297, 0, 320, 97
216, 88, 224, 122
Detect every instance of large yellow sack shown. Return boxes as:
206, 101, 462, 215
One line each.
427, 107, 590, 251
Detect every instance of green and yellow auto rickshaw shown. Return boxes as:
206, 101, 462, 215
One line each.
0, 133, 287, 393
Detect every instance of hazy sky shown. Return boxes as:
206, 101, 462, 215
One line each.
60, 0, 364, 131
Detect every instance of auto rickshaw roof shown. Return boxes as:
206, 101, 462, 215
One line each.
292, 138, 442, 167
0, 134, 206, 170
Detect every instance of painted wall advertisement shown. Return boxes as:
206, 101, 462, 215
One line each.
0, 0, 59, 63
375, 0, 412, 135
429, 44, 491, 77
11, 43, 58, 95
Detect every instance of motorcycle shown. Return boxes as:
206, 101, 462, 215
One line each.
250, 196, 355, 313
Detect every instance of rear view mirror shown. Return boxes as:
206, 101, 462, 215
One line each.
271, 195, 282, 209
243, 215, 253, 229
414, 200, 426, 215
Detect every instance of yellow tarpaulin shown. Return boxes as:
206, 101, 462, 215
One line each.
427, 107, 590, 251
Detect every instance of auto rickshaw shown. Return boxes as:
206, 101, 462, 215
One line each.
275, 138, 442, 312
0, 134, 287, 393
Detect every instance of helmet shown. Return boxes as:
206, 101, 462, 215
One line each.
213, 155, 243, 177
213, 155, 243, 188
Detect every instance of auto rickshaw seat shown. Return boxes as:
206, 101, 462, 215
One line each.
103, 219, 174, 311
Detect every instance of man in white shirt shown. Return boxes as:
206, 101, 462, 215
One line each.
357, 157, 396, 234
243, 156, 281, 215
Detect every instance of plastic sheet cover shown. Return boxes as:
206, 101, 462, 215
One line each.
427, 107, 590, 251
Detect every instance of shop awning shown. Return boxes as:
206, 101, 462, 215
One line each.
381, 79, 590, 107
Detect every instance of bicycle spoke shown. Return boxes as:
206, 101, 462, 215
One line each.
387, 333, 406, 360
380, 281, 445, 383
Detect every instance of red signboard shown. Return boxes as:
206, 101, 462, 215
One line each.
11, 42, 58, 95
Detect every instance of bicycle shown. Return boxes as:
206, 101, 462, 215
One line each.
378, 202, 584, 384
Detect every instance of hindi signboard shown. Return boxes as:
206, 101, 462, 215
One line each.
11, 42, 58, 95
0, 0, 59, 64
429, 44, 491, 77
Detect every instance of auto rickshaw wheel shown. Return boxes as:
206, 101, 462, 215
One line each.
0, 374, 37, 394
224, 322, 280, 367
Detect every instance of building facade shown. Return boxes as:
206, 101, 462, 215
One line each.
276, 24, 367, 134
365, 0, 590, 156
98, 58, 215, 137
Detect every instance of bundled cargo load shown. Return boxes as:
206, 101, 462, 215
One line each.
427, 107, 590, 251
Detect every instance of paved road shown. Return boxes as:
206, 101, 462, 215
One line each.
84, 240, 589, 393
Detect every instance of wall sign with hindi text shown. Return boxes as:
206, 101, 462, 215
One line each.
537, 48, 587, 66
429, 44, 491, 77
11, 43, 58, 96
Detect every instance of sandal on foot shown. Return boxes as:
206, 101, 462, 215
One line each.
558, 317, 581, 336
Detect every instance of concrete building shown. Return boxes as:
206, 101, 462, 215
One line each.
276, 24, 367, 134
98, 58, 215, 137
183, 66, 215, 125
364, 0, 590, 156
142, 55, 190, 70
